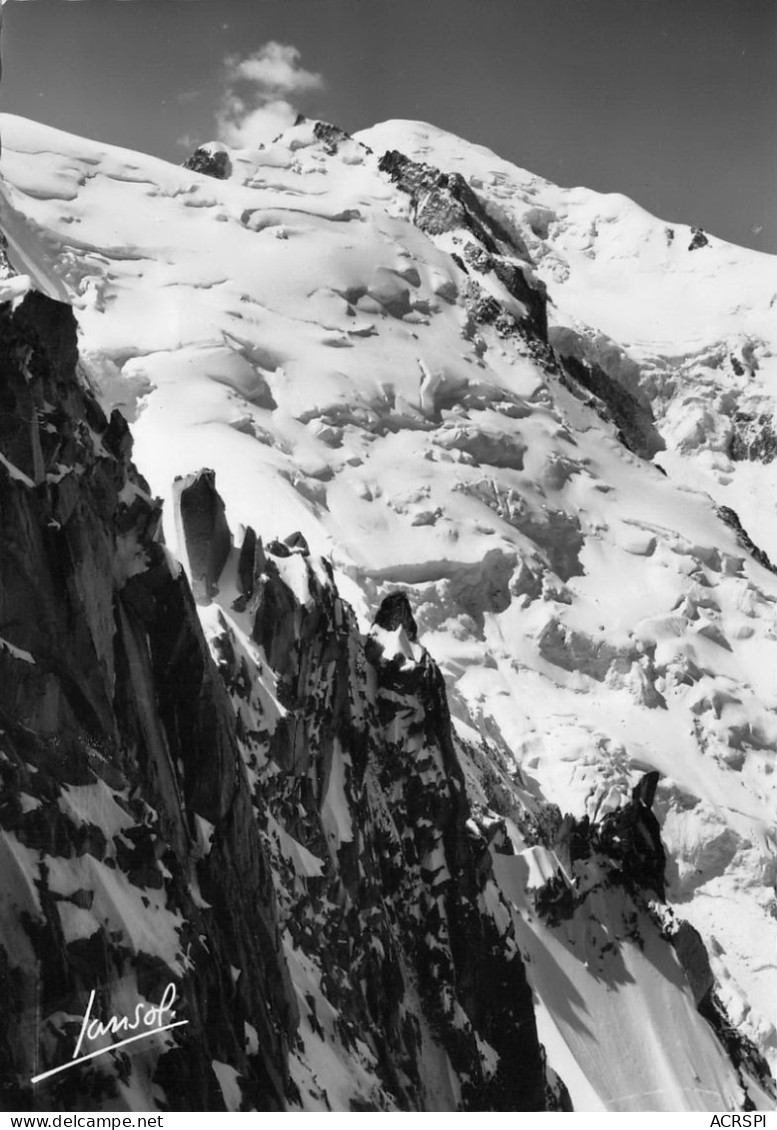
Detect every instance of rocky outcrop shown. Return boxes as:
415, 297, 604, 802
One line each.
378, 148, 547, 341
688, 227, 709, 251
596, 772, 667, 900
375, 141, 684, 475
173, 468, 232, 603
182, 146, 231, 180
727, 411, 777, 465
559, 352, 665, 459
372, 590, 418, 638
209, 533, 549, 1109
312, 121, 360, 156
669, 920, 715, 1005
717, 505, 777, 575
0, 291, 294, 1110
546, 773, 666, 907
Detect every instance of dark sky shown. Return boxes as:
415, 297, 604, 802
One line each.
2, 0, 775, 252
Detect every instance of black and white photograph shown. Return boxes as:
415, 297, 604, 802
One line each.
0, 0, 775, 1115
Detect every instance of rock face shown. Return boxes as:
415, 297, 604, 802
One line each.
312, 121, 357, 156
727, 412, 777, 465
0, 292, 295, 1110
372, 591, 418, 639
670, 921, 715, 1005
597, 771, 667, 900
378, 148, 548, 342
173, 468, 232, 603
559, 352, 665, 459
182, 146, 232, 180
688, 227, 709, 251
716, 505, 777, 575
208, 538, 550, 1110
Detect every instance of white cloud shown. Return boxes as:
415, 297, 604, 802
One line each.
216, 41, 324, 148
227, 42, 323, 97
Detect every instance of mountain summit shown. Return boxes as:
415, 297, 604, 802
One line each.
0, 112, 775, 1111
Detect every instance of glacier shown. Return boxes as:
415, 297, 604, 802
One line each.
0, 109, 775, 1111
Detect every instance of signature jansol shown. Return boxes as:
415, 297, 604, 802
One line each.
32, 983, 188, 1085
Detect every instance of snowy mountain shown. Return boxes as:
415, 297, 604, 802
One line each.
0, 110, 775, 1112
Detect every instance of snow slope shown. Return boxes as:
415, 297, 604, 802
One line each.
1, 111, 775, 1106
361, 120, 777, 562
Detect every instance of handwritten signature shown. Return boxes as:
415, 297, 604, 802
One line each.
32, 983, 188, 1085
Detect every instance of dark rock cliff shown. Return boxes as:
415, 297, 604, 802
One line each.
206, 527, 549, 1110
0, 291, 295, 1110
